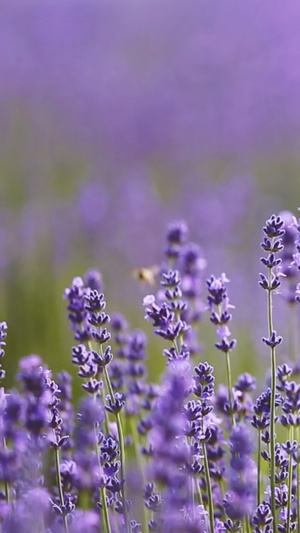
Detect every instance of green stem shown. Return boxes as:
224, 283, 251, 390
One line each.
257, 431, 261, 508
197, 477, 210, 533
187, 437, 195, 516
297, 428, 300, 533
245, 517, 251, 533
86, 341, 111, 531
225, 351, 235, 427
53, 442, 69, 533
270, 348, 277, 529
203, 443, 214, 533
129, 416, 149, 533
2, 438, 9, 504
104, 366, 131, 533
101, 385, 110, 435
287, 426, 294, 533
4, 481, 9, 505
267, 279, 277, 531
94, 395, 111, 533
196, 479, 203, 506
173, 339, 180, 355
87, 340, 110, 434
97, 457, 111, 532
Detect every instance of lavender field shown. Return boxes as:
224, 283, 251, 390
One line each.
1, 2, 300, 532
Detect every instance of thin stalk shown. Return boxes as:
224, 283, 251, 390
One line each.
196, 479, 203, 506
177, 333, 183, 351
94, 394, 111, 533
287, 426, 294, 533
245, 517, 251, 533
173, 339, 180, 355
2, 437, 9, 504
104, 366, 131, 533
4, 481, 9, 505
225, 351, 235, 427
202, 443, 214, 533
4, 480, 9, 505
297, 428, 300, 533
267, 279, 277, 531
220, 479, 225, 496
129, 416, 149, 533
53, 441, 69, 533
187, 437, 195, 516
87, 341, 110, 435
87, 341, 111, 530
101, 384, 110, 435
270, 350, 277, 528
96, 447, 111, 533
197, 477, 210, 533
257, 431, 261, 507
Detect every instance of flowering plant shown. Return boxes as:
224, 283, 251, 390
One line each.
0, 212, 300, 533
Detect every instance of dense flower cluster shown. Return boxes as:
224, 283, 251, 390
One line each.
1, 211, 300, 532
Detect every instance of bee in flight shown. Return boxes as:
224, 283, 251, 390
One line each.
133, 266, 159, 287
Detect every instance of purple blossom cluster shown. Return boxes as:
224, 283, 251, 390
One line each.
1, 211, 300, 532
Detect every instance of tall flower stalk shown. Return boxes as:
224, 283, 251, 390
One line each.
48, 377, 70, 533
259, 214, 285, 529
84, 288, 131, 533
206, 274, 237, 427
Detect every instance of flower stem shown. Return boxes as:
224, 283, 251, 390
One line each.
225, 351, 235, 427
257, 431, 261, 507
101, 384, 110, 435
203, 442, 214, 533
104, 366, 131, 533
3, 438, 9, 504
97, 457, 111, 532
297, 429, 300, 533
93, 393, 111, 533
267, 279, 277, 531
87, 341, 112, 531
287, 426, 294, 533
87, 341, 110, 435
53, 442, 69, 533
196, 479, 203, 506
129, 416, 149, 533
270, 352, 277, 528
245, 517, 251, 533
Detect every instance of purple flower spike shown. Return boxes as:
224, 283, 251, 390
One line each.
0, 322, 7, 357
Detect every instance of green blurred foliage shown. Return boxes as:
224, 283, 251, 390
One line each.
1, 139, 300, 400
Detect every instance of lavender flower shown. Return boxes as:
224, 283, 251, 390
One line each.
144, 269, 190, 346
2, 211, 300, 533
223, 424, 256, 532
148, 360, 195, 532
207, 273, 237, 426
279, 211, 299, 305
0, 322, 7, 380
259, 213, 285, 529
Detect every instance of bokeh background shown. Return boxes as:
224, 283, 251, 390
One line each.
1, 1, 300, 396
